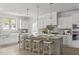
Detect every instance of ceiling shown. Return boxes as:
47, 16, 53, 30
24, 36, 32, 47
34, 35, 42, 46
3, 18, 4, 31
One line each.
0, 3, 79, 17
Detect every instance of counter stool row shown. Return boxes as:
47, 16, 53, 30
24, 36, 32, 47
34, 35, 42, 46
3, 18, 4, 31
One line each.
22, 37, 55, 55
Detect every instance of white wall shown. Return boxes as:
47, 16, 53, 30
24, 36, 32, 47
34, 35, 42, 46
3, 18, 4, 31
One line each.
16, 17, 29, 29
16, 16, 32, 33
20, 19, 29, 29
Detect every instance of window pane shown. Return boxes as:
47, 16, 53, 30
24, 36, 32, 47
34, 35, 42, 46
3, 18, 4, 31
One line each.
11, 19, 16, 30
2, 18, 10, 30
1, 17, 16, 30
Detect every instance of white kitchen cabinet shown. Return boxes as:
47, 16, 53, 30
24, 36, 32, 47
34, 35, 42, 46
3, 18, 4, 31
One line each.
63, 35, 72, 47
58, 16, 72, 28
52, 38, 63, 54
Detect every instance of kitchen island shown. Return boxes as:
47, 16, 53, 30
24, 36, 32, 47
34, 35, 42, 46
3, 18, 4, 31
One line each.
19, 34, 63, 55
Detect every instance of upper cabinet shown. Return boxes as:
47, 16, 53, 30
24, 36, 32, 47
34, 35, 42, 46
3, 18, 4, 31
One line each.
72, 13, 79, 24
58, 16, 72, 28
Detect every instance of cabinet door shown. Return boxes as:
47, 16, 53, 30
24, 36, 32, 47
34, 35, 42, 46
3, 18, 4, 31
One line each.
53, 39, 62, 55
63, 36, 68, 45
63, 35, 72, 47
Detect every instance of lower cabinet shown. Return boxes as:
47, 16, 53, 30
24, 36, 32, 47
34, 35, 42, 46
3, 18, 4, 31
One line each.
51, 39, 63, 55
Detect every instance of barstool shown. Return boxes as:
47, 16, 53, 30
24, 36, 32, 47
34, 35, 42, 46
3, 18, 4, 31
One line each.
32, 37, 43, 55
43, 39, 53, 55
25, 38, 32, 52
18, 33, 25, 50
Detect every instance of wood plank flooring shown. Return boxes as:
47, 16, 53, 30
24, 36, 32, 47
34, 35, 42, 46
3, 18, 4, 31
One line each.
0, 44, 79, 55
62, 47, 79, 55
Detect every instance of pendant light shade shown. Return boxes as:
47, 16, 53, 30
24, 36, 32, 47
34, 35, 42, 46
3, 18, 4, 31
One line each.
50, 3, 53, 24
46, 3, 54, 30
27, 8, 29, 16
26, 8, 30, 19
22, 8, 30, 20
36, 6, 40, 34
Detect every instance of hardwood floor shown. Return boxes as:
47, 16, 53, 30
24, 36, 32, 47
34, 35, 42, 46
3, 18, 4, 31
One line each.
0, 44, 33, 55
62, 47, 79, 55
0, 44, 79, 55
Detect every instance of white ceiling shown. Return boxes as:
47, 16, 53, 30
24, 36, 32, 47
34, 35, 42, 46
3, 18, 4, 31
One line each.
0, 3, 79, 17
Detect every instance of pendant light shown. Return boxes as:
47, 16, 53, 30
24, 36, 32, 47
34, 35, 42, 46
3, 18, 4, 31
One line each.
36, 6, 39, 22
26, 8, 29, 19
27, 8, 29, 16
36, 6, 40, 33
50, 3, 53, 25
22, 8, 29, 20
26, 8, 30, 33
47, 3, 54, 31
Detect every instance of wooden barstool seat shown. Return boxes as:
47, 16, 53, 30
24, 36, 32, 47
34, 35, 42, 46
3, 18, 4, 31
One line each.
25, 38, 32, 52
32, 37, 43, 54
43, 39, 53, 55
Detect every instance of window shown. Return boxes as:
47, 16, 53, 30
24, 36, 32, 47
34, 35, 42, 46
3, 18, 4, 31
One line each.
0, 17, 16, 30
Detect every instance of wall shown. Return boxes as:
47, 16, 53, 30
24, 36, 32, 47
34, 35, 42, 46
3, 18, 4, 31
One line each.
16, 16, 32, 33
